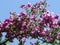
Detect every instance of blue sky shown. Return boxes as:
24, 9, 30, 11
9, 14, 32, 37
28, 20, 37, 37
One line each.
0, 0, 60, 45
0, 0, 60, 22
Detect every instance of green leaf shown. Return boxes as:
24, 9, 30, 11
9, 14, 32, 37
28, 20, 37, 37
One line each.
11, 24, 15, 31
35, 21, 38, 26
18, 41, 24, 45
35, 41, 40, 45
5, 41, 10, 45
58, 27, 60, 31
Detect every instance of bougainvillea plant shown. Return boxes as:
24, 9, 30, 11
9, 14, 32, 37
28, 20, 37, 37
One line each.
0, 0, 60, 45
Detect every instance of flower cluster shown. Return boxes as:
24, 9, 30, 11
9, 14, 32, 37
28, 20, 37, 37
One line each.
0, 0, 60, 45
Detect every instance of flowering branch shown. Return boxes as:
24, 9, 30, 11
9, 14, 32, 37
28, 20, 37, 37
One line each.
0, 0, 60, 45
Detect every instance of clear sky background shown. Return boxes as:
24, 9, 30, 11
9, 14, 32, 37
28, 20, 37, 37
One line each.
0, 0, 60, 45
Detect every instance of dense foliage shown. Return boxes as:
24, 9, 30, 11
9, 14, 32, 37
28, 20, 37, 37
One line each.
0, 0, 60, 45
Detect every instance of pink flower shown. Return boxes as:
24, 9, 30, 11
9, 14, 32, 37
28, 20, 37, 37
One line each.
0, 23, 3, 27
41, 29, 46, 34
20, 12, 26, 16
26, 22, 30, 27
54, 15, 59, 19
57, 32, 60, 38
9, 15, 14, 22
30, 15, 35, 19
34, 18, 38, 21
58, 21, 60, 26
20, 4, 25, 8
27, 3, 31, 7
5, 24, 10, 28
22, 38, 26, 43
22, 22, 26, 26
4, 19, 9, 23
